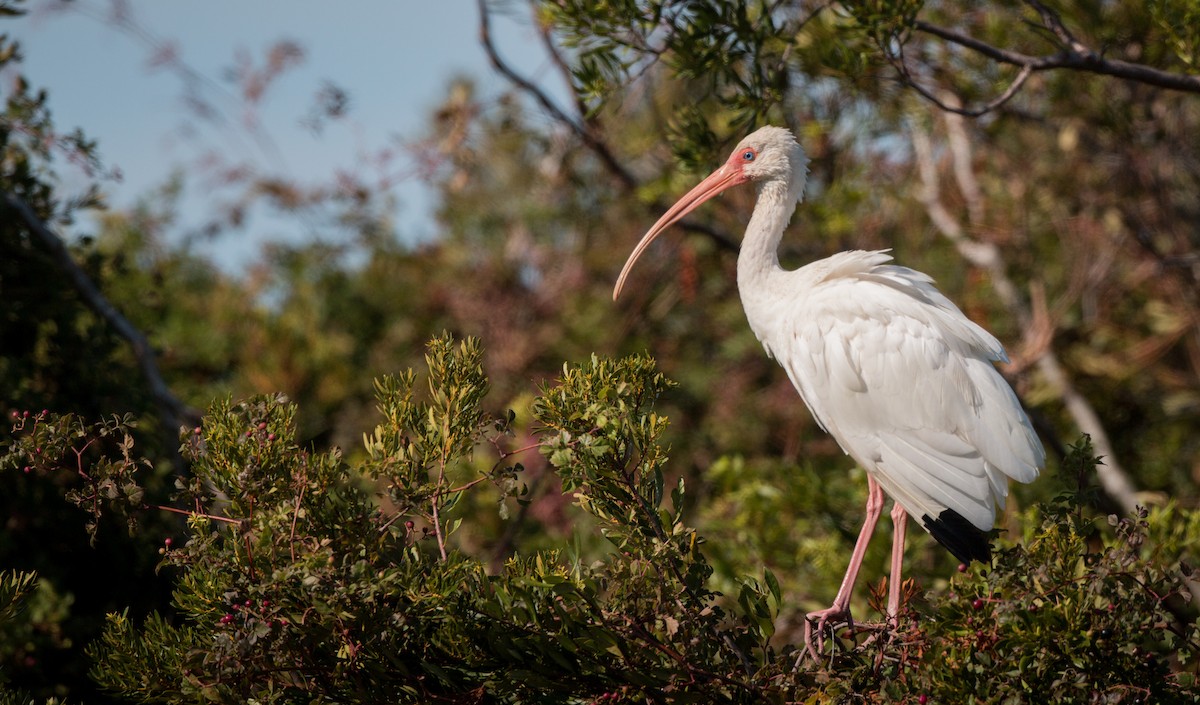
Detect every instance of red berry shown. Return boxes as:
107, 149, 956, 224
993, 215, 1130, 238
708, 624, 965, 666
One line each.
164, 538, 173, 548
919, 696, 928, 704
193, 426, 202, 435
22, 466, 31, 474
245, 600, 253, 607
262, 600, 271, 608
957, 563, 967, 573
245, 430, 252, 437
258, 422, 268, 430
404, 520, 415, 530
267, 433, 276, 441
22, 411, 29, 418
972, 599, 984, 610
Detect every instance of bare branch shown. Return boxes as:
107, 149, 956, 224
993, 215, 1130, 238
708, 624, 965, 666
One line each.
912, 19, 1200, 96
476, 0, 740, 255
477, 0, 636, 190
897, 55, 1034, 118
3, 191, 201, 434
941, 95, 984, 225
909, 124, 1141, 515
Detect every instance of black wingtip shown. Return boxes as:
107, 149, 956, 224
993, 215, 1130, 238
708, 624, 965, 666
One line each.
922, 509, 992, 564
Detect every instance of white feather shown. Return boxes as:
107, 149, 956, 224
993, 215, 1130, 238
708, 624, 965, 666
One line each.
746, 250, 1044, 533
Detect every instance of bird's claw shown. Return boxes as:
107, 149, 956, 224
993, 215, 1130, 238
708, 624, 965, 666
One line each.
797, 605, 853, 666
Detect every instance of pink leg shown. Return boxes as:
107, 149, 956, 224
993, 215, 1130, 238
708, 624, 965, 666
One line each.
887, 502, 908, 624
803, 476, 885, 659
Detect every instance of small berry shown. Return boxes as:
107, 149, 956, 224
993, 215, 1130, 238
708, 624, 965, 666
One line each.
957, 563, 967, 573
972, 599, 984, 610
34, 447, 41, 455
193, 426, 202, 435
262, 600, 271, 608
919, 696, 929, 704
258, 422, 268, 430
165, 538, 173, 548
404, 520, 415, 531
245, 599, 253, 608
22, 466, 31, 474
267, 433, 276, 441
40, 409, 48, 416
22, 411, 29, 418
245, 430, 253, 437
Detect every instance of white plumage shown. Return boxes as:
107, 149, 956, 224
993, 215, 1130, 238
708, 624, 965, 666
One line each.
614, 125, 1044, 652
756, 249, 1041, 537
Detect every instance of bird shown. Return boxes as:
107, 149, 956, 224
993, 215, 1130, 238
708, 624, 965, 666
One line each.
613, 125, 1043, 656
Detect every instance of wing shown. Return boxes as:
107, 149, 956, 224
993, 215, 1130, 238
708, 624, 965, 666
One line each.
759, 251, 1043, 555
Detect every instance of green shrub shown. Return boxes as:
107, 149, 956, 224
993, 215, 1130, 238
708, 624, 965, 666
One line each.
2, 336, 1197, 703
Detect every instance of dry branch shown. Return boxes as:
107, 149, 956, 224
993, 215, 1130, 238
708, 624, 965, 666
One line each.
909, 121, 1140, 515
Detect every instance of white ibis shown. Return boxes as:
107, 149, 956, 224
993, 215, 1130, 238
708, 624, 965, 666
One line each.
613, 126, 1043, 655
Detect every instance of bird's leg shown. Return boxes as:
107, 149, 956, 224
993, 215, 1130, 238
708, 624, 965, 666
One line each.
886, 502, 908, 626
802, 476, 885, 661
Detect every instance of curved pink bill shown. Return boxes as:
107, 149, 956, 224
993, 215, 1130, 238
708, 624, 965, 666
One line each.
613, 164, 748, 301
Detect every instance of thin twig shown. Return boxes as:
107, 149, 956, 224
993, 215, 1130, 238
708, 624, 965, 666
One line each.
155, 503, 243, 526
290, 480, 306, 562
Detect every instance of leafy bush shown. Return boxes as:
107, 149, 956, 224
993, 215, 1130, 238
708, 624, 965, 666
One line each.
2, 336, 1198, 703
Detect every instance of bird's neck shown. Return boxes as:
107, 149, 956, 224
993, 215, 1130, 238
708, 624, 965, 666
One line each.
736, 178, 798, 292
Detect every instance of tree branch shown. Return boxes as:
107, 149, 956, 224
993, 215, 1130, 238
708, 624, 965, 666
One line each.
476, 0, 739, 254
909, 122, 1140, 515
912, 18, 1200, 96
3, 191, 201, 434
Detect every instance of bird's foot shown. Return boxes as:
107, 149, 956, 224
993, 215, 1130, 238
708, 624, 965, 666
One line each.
797, 605, 853, 666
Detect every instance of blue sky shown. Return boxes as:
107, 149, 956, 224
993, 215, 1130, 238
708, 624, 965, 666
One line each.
13, 0, 562, 265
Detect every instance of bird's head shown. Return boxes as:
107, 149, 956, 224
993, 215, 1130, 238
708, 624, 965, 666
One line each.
613, 125, 808, 300
731, 126, 809, 193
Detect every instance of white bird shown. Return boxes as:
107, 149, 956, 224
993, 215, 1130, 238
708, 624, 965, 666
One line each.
613, 126, 1043, 655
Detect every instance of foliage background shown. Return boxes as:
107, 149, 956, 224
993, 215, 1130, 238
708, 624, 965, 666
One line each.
2, 0, 1199, 701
